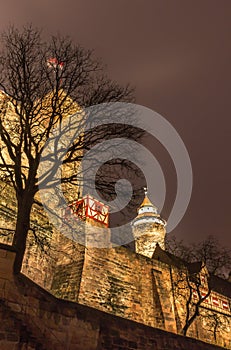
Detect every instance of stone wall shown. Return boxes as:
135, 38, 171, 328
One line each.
51, 234, 86, 300
50, 240, 231, 348
77, 246, 177, 333
0, 180, 230, 348
0, 244, 226, 350
0, 180, 56, 290
52, 243, 176, 330
133, 222, 166, 256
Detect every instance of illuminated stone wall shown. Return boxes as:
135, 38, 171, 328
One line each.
48, 239, 231, 348
133, 223, 166, 257
0, 244, 226, 350
0, 90, 230, 348
0, 182, 230, 348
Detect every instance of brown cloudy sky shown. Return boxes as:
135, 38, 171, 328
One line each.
0, 0, 231, 247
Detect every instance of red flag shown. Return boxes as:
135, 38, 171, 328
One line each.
47, 58, 64, 69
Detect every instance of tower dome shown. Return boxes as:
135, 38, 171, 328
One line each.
132, 188, 166, 258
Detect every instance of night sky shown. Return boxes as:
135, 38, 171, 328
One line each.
0, 1, 230, 248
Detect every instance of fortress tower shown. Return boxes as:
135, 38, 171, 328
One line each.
66, 194, 111, 248
132, 189, 167, 258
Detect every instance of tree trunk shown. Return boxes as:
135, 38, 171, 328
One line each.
182, 304, 199, 336
13, 193, 34, 274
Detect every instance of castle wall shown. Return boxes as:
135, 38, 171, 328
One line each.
0, 244, 226, 350
77, 246, 178, 333
49, 242, 231, 348
169, 264, 231, 348
50, 244, 177, 330
0, 180, 17, 244
51, 233, 86, 300
0, 181, 230, 348
0, 180, 56, 289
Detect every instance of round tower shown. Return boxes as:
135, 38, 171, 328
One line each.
132, 188, 167, 258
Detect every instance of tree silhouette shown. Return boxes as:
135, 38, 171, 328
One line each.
0, 25, 135, 273
164, 236, 231, 337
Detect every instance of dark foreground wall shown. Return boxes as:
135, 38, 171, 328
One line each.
0, 244, 225, 350
96, 316, 224, 350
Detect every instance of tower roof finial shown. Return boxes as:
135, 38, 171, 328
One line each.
144, 186, 148, 197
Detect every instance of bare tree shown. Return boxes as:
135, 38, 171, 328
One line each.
200, 309, 230, 345
0, 25, 135, 273
165, 236, 231, 337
